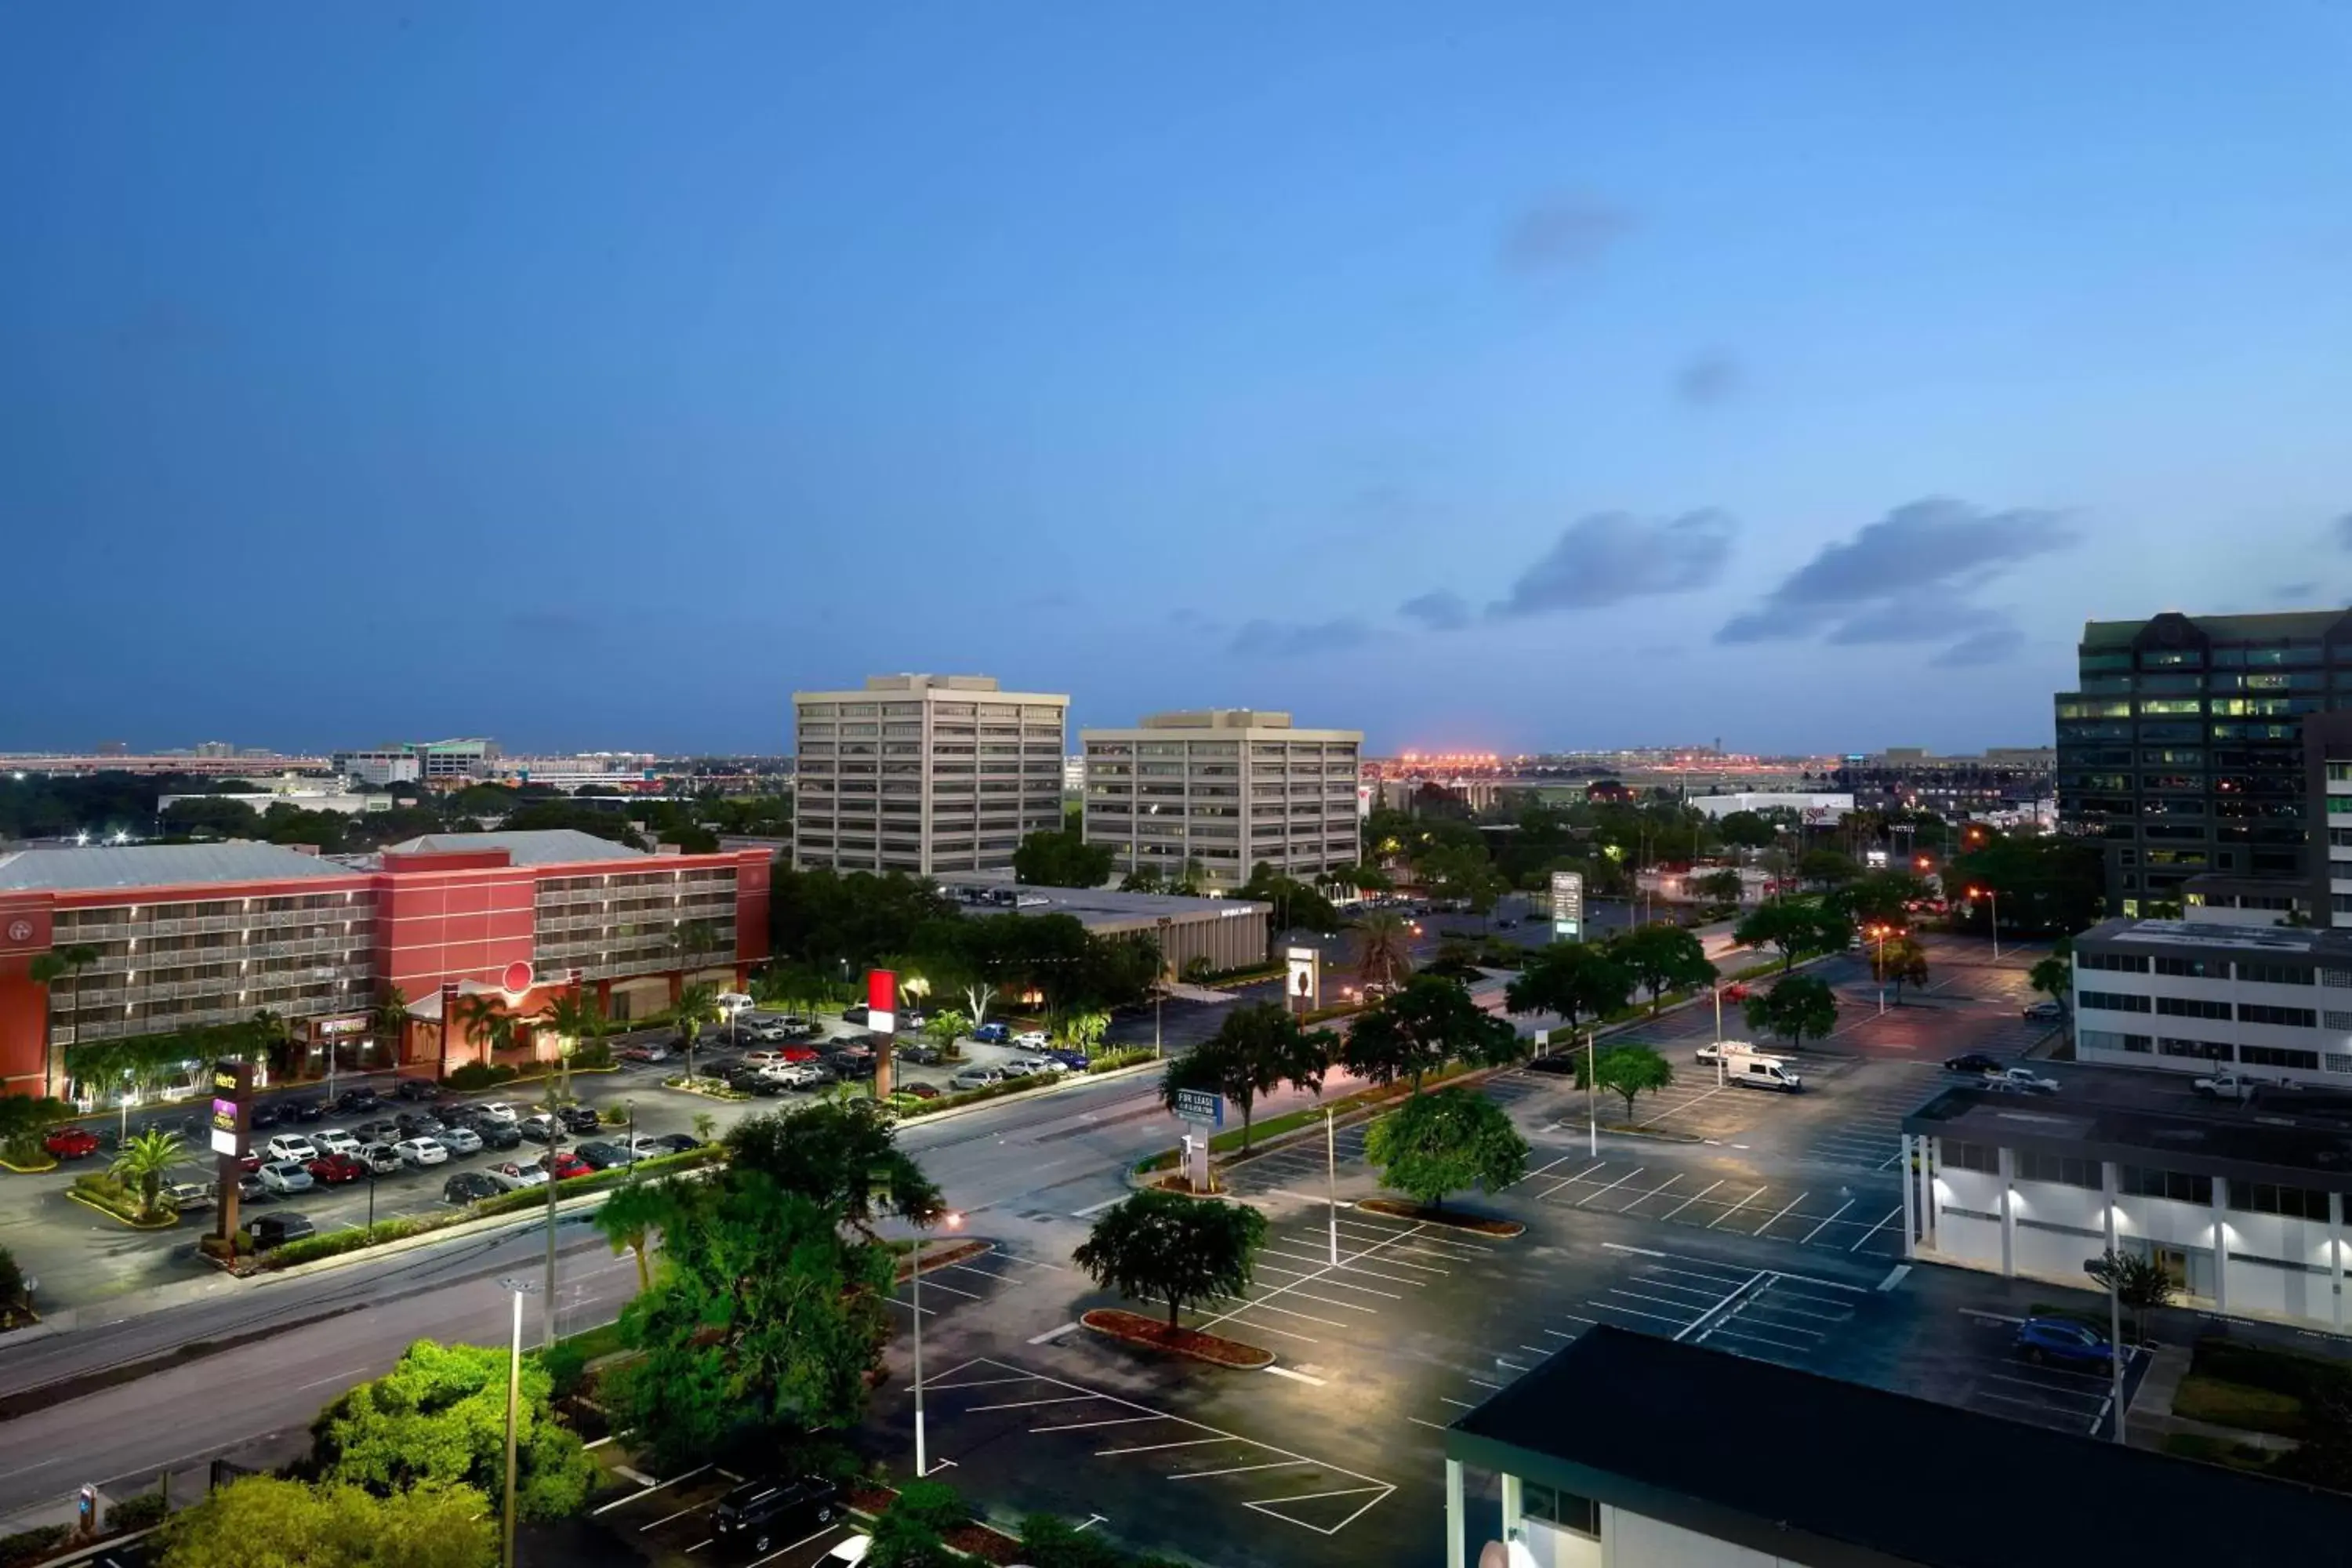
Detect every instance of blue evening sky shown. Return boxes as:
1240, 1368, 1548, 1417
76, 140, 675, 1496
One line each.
4, 4, 2348, 756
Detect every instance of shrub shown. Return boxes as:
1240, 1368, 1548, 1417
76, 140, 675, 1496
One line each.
447, 1062, 519, 1091
539, 1338, 589, 1400
105, 1490, 169, 1533
867, 1509, 953, 1568
891, 1479, 970, 1534
0, 1525, 68, 1568
572, 1040, 614, 1069
1085, 1048, 1154, 1074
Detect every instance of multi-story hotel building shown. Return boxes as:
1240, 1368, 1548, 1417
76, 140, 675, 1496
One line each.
0, 829, 769, 1097
792, 675, 1069, 877
1081, 710, 1362, 891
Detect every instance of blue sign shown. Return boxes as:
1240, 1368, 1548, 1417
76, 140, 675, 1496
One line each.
1174, 1088, 1224, 1127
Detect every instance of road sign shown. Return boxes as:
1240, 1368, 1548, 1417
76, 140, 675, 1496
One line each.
1549, 869, 1584, 940
1174, 1088, 1225, 1127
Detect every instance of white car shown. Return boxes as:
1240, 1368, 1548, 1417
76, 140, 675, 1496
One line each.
259, 1160, 314, 1196
438, 1125, 484, 1156
1011, 1029, 1049, 1050
951, 1066, 1003, 1091
314, 1128, 360, 1156
265, 1134, 320, 1163
1986, 1066, 2060, 1095
475, 1102, 519, 1125
1000, 1057, 1045, 1078
717, 991, 755, 1014
394, 1137, 450, 1167
742, 1049, 788, 1070
485, 1160, 548, 1191
762, 1062, 823, 1089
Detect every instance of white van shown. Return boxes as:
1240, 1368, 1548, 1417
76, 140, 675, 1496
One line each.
1729, 1054, 1803, 1093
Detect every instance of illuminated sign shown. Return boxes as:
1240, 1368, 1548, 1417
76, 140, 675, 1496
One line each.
1550, 870, 1584, 940
209, 1058, 249, 1158
867, 968, 896, 1035
1285, 946, 1319, 1011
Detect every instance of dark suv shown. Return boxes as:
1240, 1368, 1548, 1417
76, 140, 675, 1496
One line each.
710, 1476, 840, 1555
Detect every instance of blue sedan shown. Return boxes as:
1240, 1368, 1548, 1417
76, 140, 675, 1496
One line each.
971, 1022, 1011, 1044
2014, 1316, 2116, 1371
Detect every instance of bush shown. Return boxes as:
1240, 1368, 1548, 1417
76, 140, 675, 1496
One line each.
868, 1510, 953, 1568
1018, 1515, 1124, 1568
1085, 1048, 1154, 1074
0, 1525, 68, 1568
539, 1338, 589, 1400
105, 1490, 169, 1533
263, 1218, 431, 1269
447, 1062, 519, 1091
572, 1040, 615, 1069
896, 1073, 1054, 1117
891, 1479, 969, 1534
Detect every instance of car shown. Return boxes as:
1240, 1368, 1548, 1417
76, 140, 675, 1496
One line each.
1011, 1029, 1049, 1049
726, 1067, 788, 1097
1986, 1065, 2060, 1094
777, 1044, 821, 1063
485, 1160, 549, 1191
351, 1117, 404, 1145
315, 1127, 360, 1156
826, 1051, 875, 1080
162, 1179, 216, 1213
264, 1134, 320, 1163
43, 1127, 100, 1160
443, 1171, 503, 1204
572, 1140, 633, 1171
245, 1212, 315, 1250
761, 1062, 824, 1090
1944, 1052, 2006, 1076
622, 1134, 673, 1160
644, 1132, 702, 1156
393, 1112, 445, 1139
999, 1057, 1047, 1078
249, 1099, 285, 1131
970, 1022, 1011, 1044
288, 1097, 326, 1123
259, 1160, 314, 1196
2014, 1316, 2116, 1371
951, 1066, 1003, 1091
437, 1125, 485, 1156
557, 1105, 602, 1134
476, 1120, 522, 1151
355, 1143, 404, 1176
893, 1083, 942, 1102
305, 1152, 368, 1185
394, 1138, 449, 1167
896, 1042, 942, 1065
543, 1149, 593, 1181
235, 1171, 267, 1203
517, 1114, 558, 1144
711, 1476, 841, 1555
393, 1078, 439, 1102
334, 1087, 381, 1114
1043, 1047, 1091, 1070
1722, 982, 1752, 1003
742, 1049, 788, 1070
237, 1151, 263, 1174
619, 1042, 673, 1063
2023, 1000, 2064, 1022
841, 1004, 871, 1025
474, 1102, 520, 1125
899, 1009, 928, 1033
717, 990, 756, 1014
747, 1018, 793, 1042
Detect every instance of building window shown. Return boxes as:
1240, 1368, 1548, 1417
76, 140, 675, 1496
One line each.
2119, 1166, 2213, 1205
2238, 963, 2315, 987
2151, 956, 2212, 978
2241, 1045, 2321, 1071
1519, 1482, 1599, 1539
2326, 1013, 2352, 1033
2080, 1029, 2152, 1054
2156, 996, 2232, 1020
2081, 951, 2151, 974
1943, 1140, 1999, 1174
2227, 1182, 2333, 1221
2159, 1036, 2230, 1059
2239, 1004, 2318, 1029
2016, 1152, 2100, 1189
2081, 992, 2154, 1014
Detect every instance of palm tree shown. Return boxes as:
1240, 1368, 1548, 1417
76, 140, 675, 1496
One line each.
595, 1179, 670, 1293
29, 943, 101, 1098
371, 986, 410, 1070
448, 993, 507, 1074
1353, 911, 1415, 995
673, 982, 720, 1085
246, 1009, 294, 1085
536, 988, 605, 1106
110, 1127, 183, 1221
669, 918, 724, 985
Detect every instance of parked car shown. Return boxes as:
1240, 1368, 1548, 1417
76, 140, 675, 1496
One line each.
726, 1067, 788, 1097
1011, 1029, 1049, 1049
355, 1143, 404, 1177
437, 1125, 485, 1156
162, 1179, 216, 1213
1944, 1052, 2006, 1076
235, 1171, 268, 1203
742, 1049, 788, 1070
474, 1102, 520, 1125
2194, 1070, 2263, 1102
334, 1087, 381, 1114
557, 1105, 602, 1134
826, 1051, 875, 1080
1721, 982, 1752, 1002
776, 1044, 821, 1064
1986, 1066, 2060, 1094
717, 990, 756, 1014
443, 1171, 503, 1204
970, 1022, 1011, 1044
245, 1212, 316, 1250
644, 1133, 702, 1156
2023, 1000, 2064, 1022
238, 1152, 262, 1174
893, 1083, 942, 1103
259, 1160, 314, 1196
951, 1066, 1003, 1091
841, 1004, 870, 1025
351, 1118, 404, 1145
572, 1140, 633, 1171
517, 1115, 558, 1144
249, 1100, 285, 1131
394, 1138, 450, 1167
43, 1127, 100, 1160
622, 1134, 673, 1160
265, 1134, 321, 1164
393, 1112, 445, 1138
2014, 1316, 2115, 1371
711, 1476, 841, 1556
896, 1042, 942, 1065
1000, 1057, 1047, 1079
899, 1010, 928, 1033
1043, 1047, 1091, 1070
305, 1153, 368, 1185
289, 1097, 326, 1123
761, 1062, 824, 1091
485, 1160, 549, 1191
619, 1042, 673, 1063
542, 1149, 593, 1181
315, 1127, 360, 1156
393, 1079, 438, 1102
477, 1120, 522, 1151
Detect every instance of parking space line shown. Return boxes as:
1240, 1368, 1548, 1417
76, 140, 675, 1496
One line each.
1097, 1437, 1243, 1456
1607, 1287, 1715, 1313
1627, 1174, 1682, 1212
1708, 1323, 1816, 1352
1797, 1200, 1854, 1244
1218, 1317, 1320, 1345
903, 1276, 984, 1301
1591, 1300, 1690, 1327
1576, 1167, 1648, 1207
1033, 1417, 1162, 1432
1538, 1161, 1610, 1199
1252, 1265, 1403, 1300
1751, 1192, 1810, 1236
922, 1374, 1038, 1392
746, 1525, 844, 1566
1848, 1207, 1904, 1252
1216, 1297, 1352, 1328
1656, 1179, 1722, 1221
966, 1396, 1103, 1413
1707, 1187, 1768, 1228
1508, 1151, 1586, 1189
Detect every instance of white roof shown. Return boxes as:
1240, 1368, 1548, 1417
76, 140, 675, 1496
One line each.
0, 841, 359, 893
380, 829, 648, 866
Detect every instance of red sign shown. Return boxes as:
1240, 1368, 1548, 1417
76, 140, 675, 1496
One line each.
502, 961, 533, 995
868, 970, 896, 1014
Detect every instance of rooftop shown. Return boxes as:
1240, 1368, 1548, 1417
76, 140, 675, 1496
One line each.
935, 878, 1270, 930
1447, 1325, 2352, 1568
2080, 608, 2351, 647
374, 829, 652, 866
2082, 916, 2347, 956
0, 841, 360, 892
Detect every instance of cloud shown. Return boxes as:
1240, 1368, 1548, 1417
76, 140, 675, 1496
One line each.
1487, 511, 1737, 619
1398, 590, 1472, 631
1499, 196, 1637, 274
1675, 352, 1742, 407
1713, 497, 2077, 665
1228, 616, 1375, 659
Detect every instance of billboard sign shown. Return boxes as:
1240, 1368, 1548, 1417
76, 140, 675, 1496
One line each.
1174, 1087, 1225, 1127
866, 968, 897, 1035
209, 1058, 249, 1157
1549, 869, 1584, 941
1285, 946, 1320, 1012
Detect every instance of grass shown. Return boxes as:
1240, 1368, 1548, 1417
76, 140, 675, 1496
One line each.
2174, 1374, 2308, 1438
2162, 1431, 2281, 1473
557, 1319, 630, 1363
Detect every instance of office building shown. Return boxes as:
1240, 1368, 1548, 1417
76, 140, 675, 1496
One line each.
935, 880, 1271, 976
2056, 608, 2352, 916
1903, 1063, 2352, 1334
0, 830, 770, 1096
2067, 916, 2352, 1088
1442, 1324, 2352, 1568
333, 738, 498, 786
1081, 710, 1361, 891
792, 675, 1068, 877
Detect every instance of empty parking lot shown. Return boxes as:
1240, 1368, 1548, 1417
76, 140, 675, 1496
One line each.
1519, 1152, 1907, 1258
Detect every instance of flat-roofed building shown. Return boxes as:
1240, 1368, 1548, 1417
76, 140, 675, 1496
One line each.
1081, 710, 1360, 891
2069, 916, 2352, 1087
792, 675, 1068, 877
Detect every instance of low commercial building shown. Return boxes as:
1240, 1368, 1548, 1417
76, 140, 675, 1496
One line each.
0, 829, 771, 1097
935, 881, 1271, 978
158, 788, 392, 817
1443, 1323, 2352, 1568
1687, 789, 1853, 821
2071, 917, 2352, 1087
332, 738, 497, 786
1081, 710, 1360, 891
1900, 1069, 2352, 1333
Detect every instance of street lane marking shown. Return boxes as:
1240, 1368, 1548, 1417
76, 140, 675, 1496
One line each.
1028, 1322, 1081, 1345
1877, 1265, 1912, 1292
1070, 1197, 1124, 1217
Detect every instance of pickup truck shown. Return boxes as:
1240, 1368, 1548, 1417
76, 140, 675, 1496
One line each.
1984, 1066, 2060, 1094
1695, 1040, 1766, 1065
2193, 1070, 2270, 1102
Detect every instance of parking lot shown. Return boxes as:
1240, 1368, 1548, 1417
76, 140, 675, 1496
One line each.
1184, 1208, 1497, 1354
597, 1465, 863, 1567
889, 1241, 1071, 1322
1926, 1308, 2148, 1441
1520, 1152, 1907, 1259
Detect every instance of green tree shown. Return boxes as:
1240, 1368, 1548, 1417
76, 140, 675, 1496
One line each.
924, 1007, 971, 1062
1838, 871, 1927, 927
0, 1094, 74, 1168
1608, 923, 1717, 1015
721, 1101, 942, 1232
1504, 944, 1634, 1037
1062, 1009, 1110, 1054
2029, 938, 2074, 1018
1352, 911, 1415, 993
2085, 1247, 2176, 1343
1692, 869, 1745, 904
446, 993, 508, 1076
1578, 1043, 1675, 1121
1160, 1004, 1335, 1152
1868, 933, 1930, 1004
535, 985, 605, 1104
597, 1178, 671, 1292
1798, 848, 1861, 887
1715, 811, 1777, 850
159, 1477, 495, 1568
1073, 1189, 1268, 1331
27, 942, 100, 1096
246, 1007, 299, 1081
109, 1126, 184, 1219
371, 986, 410, 1069
673, 981, 721, 1084
1012, 829, 1115, 888
309, 1338, 594, 1522
1118, 864, 1167, 894
1338, 975, 1521, 1092
1744, 974, 1838, 1050
607, 1173, 895, 1468
1364, 1087, 1529, 1211
1733, 898, 1850, 974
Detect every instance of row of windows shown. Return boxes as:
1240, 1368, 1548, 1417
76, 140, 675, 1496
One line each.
2078, 956, 2317, 985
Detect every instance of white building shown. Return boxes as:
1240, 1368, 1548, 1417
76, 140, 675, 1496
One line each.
2071, 918, 2352, 1087
493, 754, 659, 793
792, 675, 1068, 877
332, 738, 496, 786
1688, 789, 1853, 822
1080, 710, 1361, 891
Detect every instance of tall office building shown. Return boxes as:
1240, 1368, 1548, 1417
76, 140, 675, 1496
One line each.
792, 676, 1069, 876
1081, 710, 1362, 891
2056, 609, 2352, 916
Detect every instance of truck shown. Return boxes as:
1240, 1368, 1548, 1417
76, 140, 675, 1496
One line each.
1984, 1065, 2060, 1094
2192, 1070, 2285, 1102
1694, 1040, 1766, 1065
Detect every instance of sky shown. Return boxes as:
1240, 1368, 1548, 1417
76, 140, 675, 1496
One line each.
4, 4, 2350, 757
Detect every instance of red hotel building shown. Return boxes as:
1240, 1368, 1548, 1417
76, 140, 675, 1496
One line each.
0, 829, 771, 1096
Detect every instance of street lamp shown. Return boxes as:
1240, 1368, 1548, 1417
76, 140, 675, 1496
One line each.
1969, 885, 2001, 960
497, 1276, 542, 1568
1325, 1105, 1340, 1266
913, 1209, 964, 1479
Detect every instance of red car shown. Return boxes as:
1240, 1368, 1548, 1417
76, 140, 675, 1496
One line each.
44, 1126, 100, 1159
779, 1044, 821, 1064
1722, 982, 1752, 1003
305, 1152, 368, 1185
542, 1150, 593, 1181
238, 1152, 262, 1174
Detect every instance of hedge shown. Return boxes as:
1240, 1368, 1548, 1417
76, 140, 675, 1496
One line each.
1085, 1047, 1155, 1074
0, 1526, 67, 1568
106, 1491, 169, 1533
446, 1062, 521, 1092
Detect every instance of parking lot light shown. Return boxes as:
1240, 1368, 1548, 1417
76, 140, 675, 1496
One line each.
914, 1210, 965, 1479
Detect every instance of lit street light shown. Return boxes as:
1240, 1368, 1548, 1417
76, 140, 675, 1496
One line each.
913, 1209, 964, 1479
498, 1276, 542, 1568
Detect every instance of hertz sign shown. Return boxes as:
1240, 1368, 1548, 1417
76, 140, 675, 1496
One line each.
209, 1058, 251, 1157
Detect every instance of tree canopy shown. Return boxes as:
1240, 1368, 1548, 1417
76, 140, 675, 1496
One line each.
1733, 898, 1852, 973
159, 1477, 495, 1568
1744, 974, 1838, 1049
1945, 831, 2107, 936
1159, 1004, 1335, 1151
1608, 923, 1717, 1014
721, 1100, 943, 1231
1504, 944, 1634, 1034
1364, 1087, 1529, 1210
1577, 1043, 1675, 1120
1073, 1190, 1268, 1330
1012, 829, 1115, 889
1339, 975, 1522, 1091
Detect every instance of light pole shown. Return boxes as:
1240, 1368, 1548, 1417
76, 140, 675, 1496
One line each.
1155, 916, 1171, 1059
498, 1276, 540, 1568
1971, 885, 2002, 960
1868, 924, 1889, 1016
2107, 1264, 2127, 1446
1584, 1029, 1597, 1158
913, 1209, 964, 1479
1325, 1106, 1340, 1265
542, 1116, 564, 1348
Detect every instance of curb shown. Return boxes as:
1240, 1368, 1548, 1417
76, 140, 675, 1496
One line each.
63, 1190, 180, 1231
895, 1057, 1162, 1131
